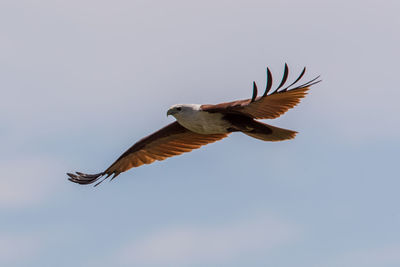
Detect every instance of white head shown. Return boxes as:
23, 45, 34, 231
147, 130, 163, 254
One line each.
166, 104, 201, 119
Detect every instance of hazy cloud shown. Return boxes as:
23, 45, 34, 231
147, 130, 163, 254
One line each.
328, 246, 400, 267
0, 157, 63, 209
0, 233, 44, 265
116, 215, 299, 265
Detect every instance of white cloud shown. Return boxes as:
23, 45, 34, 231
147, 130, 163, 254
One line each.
0, 158, 63, 209
116, 215, 299, 265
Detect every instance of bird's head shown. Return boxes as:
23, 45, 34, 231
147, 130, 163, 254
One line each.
167, 104, 200, 118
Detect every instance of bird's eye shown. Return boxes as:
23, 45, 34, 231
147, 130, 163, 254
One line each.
176, 107, 182, 111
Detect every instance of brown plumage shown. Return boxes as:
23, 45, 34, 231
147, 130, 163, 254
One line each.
67, 122, 228, 186
67, 65, 320, 186
200, 64, 320, 119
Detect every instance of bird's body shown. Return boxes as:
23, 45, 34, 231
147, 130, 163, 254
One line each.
67, 65, 321, 186
168, 104, 231, 134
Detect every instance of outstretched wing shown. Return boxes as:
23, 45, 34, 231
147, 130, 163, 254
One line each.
67, 122, 228, 186
201, 64, 321, 119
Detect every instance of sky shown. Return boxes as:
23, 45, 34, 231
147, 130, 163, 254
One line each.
1, 0, 400, 266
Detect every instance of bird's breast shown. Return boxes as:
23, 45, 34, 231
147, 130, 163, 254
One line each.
175, 111, 231, 134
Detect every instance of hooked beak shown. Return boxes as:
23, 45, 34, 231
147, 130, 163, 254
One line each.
167, 109, 175, 117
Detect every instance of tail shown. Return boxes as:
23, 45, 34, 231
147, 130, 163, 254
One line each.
241, 120, 297, 142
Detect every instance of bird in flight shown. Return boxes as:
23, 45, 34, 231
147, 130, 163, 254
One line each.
67, 64, 320, 186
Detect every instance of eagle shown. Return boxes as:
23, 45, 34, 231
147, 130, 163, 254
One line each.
67, 64, 320, 186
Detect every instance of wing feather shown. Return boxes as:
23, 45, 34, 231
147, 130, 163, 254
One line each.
201, 66, 320, 119
67, 122, 228, 186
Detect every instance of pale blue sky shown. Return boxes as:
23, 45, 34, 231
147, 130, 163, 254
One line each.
1, 0, 400, 266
